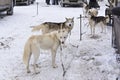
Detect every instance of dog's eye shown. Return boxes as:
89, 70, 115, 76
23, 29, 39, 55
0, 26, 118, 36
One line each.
64, 37, 66, 39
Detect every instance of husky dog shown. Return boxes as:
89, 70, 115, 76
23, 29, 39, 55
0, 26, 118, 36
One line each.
23, 28, 69, 73
88, 12, 109, 36
32, 17, 74, 34
83, 2, 98, 17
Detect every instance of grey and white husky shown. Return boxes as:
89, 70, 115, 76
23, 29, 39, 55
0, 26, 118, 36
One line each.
88, 11, 109, 36
32, 17, 74, 34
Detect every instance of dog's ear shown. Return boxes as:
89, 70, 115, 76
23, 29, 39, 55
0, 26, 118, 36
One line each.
72, 17, 74, 21
88, 10, 91, 15
65, 18, 68, 21
83, 2, 87, 6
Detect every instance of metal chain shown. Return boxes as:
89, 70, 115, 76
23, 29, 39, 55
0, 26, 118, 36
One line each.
116, 53, 120, 80
116, 54, 120, 63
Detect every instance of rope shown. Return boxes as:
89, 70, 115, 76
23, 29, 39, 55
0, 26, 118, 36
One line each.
60, 44, 75, 78
60, 23, 66, 78
60, 45, 66, 77
116, 54, 120, 80
77, 15, 89, 37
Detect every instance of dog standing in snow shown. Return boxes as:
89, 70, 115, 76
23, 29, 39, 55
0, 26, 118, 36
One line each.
88, 11, 109, 36
23, 28, 69, 73
32, 17, 74, 34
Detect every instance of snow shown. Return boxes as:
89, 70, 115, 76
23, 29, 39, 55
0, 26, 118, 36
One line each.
0, 0, 119, 80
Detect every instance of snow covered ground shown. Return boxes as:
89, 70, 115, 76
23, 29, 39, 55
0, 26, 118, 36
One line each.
0, 0, 119, 80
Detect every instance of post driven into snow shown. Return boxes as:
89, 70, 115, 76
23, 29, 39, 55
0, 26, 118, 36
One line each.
36, 2, 39, 15
80, 14, 82, 41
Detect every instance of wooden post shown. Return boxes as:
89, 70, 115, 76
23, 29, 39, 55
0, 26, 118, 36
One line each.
36, 2, 39, 15
80, 14, 82, 41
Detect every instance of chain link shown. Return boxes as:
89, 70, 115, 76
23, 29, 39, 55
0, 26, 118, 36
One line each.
116, 54, 120, 63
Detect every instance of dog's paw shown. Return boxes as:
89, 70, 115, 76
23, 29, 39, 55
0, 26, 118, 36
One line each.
35, 71, 40, 74
52, 64, 58, 68
36, 64, 41, 68
27, 70, 31, 73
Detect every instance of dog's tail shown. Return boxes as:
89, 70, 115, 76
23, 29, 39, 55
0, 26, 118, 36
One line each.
32, 24, 44, 32
23, 39, 32, 67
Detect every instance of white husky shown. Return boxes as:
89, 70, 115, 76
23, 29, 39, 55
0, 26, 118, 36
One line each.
23, 28, 69, 73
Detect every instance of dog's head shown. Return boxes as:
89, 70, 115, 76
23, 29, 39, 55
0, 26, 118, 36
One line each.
88, 8, 98, 17
65, 17, 74, 28
56, 28, 69, 45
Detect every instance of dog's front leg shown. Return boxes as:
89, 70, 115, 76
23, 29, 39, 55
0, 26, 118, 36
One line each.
105, 26, 107, 33
89, 22, 93, 35
103, 24, 107, 33
27, 63, 31, 73
93, 26, 96, 37
33, 46, 40, 74
51, 49, 58, 68
100, 23, 104, 33
90, 26, 93, 35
